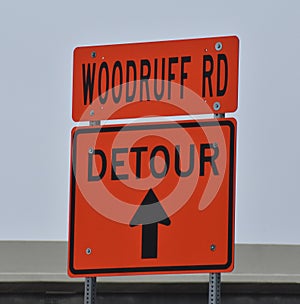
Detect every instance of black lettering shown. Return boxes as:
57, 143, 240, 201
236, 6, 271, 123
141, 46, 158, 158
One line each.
140, 59, 151, 101
82, 63, 96, 105
111, 148, 128, 180
154, 58, 165, 100
130, 146, 148, 178
98, 62, 109, 104
217, 54, 228, 96
202, 55, 214, 97
175, 144, 195, 177
168, 57, 178, 99
150, 146, 170, 178
180, 56, 191, 98
111, 61, 123, 103
88, 149, 107, 181
126, 60, 137, 102
200, 144, 219, 176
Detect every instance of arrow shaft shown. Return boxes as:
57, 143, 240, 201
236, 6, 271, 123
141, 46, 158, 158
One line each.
142, 223, 158, 259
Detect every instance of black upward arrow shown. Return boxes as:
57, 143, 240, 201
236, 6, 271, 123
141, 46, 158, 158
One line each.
130, 189, 171, 259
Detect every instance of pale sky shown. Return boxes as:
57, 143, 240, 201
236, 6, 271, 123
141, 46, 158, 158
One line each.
0, 0, 299, 244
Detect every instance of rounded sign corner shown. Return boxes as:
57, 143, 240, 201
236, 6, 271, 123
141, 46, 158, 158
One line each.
73, 46, 82, 57
224, 258, 234, 273
67, 263, 77, 278
226, 116, 237, 126
71, 126, 79, 137
232, 35, 240, 44
71, 108, 80, 123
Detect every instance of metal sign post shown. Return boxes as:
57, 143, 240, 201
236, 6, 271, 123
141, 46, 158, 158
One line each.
208, 273, 221, 304
84, 277, 97, 304
208, 112, 226, 304
83, 120, 100, 304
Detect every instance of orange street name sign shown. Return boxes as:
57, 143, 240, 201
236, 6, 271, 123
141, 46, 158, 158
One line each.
72, 36, 239, 121
68, 118, 236, 277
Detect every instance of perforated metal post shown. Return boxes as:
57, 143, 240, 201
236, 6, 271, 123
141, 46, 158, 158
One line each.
84, 120, 100, 304
207, 112, 225, 304
208, 273, 221, 304
84, 277, 97, 304
214, 113, 225, 119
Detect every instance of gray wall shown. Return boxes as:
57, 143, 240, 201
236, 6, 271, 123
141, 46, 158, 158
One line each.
1, 242, 300, 303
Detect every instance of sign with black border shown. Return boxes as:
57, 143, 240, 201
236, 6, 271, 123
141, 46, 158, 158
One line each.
68, 119, 236, 277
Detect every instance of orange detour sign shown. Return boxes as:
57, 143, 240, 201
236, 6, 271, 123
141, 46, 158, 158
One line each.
68, 118, 236, 277
72, 36, 239, 121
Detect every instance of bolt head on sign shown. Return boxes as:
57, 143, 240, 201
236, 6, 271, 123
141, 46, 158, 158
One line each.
68, 118, 236, 277
71, 36, 239, 122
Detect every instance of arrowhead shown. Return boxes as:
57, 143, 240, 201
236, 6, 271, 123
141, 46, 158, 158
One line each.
130, 189, 171, 227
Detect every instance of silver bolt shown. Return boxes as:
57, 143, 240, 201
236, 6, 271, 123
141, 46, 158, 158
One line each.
210, 244, 216, 251
213, 102, 221, 111
91, 51, 96, 58
215, 42, 222, 51
90, 110, 95, 116
88, 148, 94, 154
213, 142, 218, 148
86, 248, 92, 255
